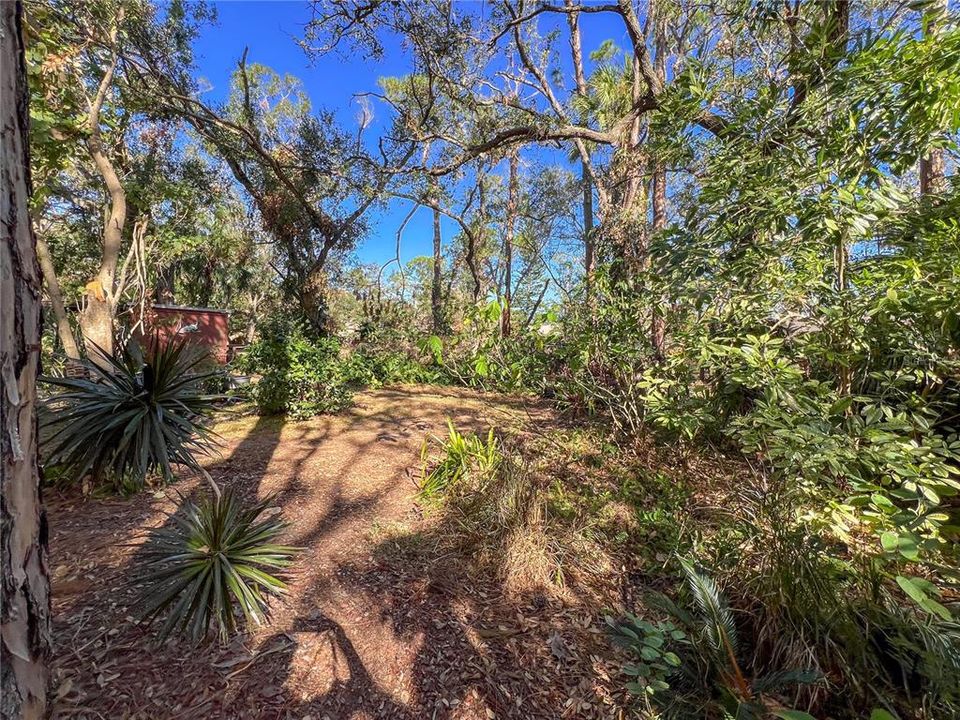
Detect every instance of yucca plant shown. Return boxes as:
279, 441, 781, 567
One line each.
136, 489, 297, 644
41, 338, 221, 490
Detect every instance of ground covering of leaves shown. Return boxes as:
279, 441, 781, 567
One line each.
48, 386, 636, 719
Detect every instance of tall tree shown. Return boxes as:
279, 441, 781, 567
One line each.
1, 1, 51, 717
919, 0, 949, 195
26, 0, 214, 360
429, 179, 445, 333
501, 150, 519, 336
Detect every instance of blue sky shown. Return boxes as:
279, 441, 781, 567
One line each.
191, 1, 629, 268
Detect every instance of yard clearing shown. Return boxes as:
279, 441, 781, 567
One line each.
48, 386, 624, 719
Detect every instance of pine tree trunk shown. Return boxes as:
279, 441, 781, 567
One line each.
1, 2, 52, 717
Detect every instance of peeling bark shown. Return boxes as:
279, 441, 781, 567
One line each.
1, 2, 52, 717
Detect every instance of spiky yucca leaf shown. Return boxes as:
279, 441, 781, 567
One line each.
136, 489, 297, 643
42, 339, 221, 489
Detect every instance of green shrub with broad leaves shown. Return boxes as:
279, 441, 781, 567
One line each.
238, 315, 353, 419
41, 339, 221, 491
136, 489, 297, 643
339, 346, 444, 388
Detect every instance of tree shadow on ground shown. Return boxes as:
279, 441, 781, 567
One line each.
48, 387, 620, 719
49, 412, 288, 718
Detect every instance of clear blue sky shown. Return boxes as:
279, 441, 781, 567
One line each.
191, 1, 629, 268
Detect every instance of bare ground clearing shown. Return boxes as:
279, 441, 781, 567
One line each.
48, 386, 625, 720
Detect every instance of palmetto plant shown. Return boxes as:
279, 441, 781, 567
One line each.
42, 339, 221, 490
137, 489, 297, 643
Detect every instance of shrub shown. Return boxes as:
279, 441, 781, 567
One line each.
339, 346, 443, 388
419, 420, 502, 498
136, 489, 297, 643
239, 316, 352, 419
609, 558, 821, 720
41, 339, 221, 491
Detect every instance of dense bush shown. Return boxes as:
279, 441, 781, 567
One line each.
41, 339, 221, 492
339, 346, 444, 388
238, 316, 353, 419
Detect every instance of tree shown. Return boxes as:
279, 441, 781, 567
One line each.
501, 150, 519, 336
1, 1, 51, 717
25, 0, 214, 361
134, 53, 415, 332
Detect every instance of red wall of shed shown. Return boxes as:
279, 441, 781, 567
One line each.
144, 308, 230, 363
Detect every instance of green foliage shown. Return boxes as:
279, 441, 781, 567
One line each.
611, 559, 821, 720
430, 301, 564, 394
41, 339, 221, 491
238, 315, 353, 419
419, 421, 502, 498
136, 489, 297, 644
339, 346, 443, 388
607, 613, 685, 699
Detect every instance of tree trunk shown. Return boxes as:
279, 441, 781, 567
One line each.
609, 56, 648, 280
501, 152, 519, 337
35, 232, 81, 360
1, 3, 52, 717
920, 0, 949, 195
650, 16, 668, 361
155, 262, 176, 303
79, 28, 125, 364
431, 205, 444, 334
301, 266, 331, 334
581, 158, 595, 294
245, 293, 262, 344
565, 0, 596, 297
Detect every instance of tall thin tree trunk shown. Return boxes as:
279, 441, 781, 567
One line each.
1, 3, 52, 717
430, 176, 445, 333
566, 0, 596, 296
35, 231, 81, 360
581, 158, 595, 291
650, 15, 668, 360
431, 207, 444, 332
502, 151, 519, 337
920, 0, 949, 195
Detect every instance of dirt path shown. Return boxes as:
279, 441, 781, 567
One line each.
48, 386, 621, 720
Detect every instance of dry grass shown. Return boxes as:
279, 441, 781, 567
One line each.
420, 430, 617, 603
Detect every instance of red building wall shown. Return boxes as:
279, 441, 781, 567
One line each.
144, 305, 231, 364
